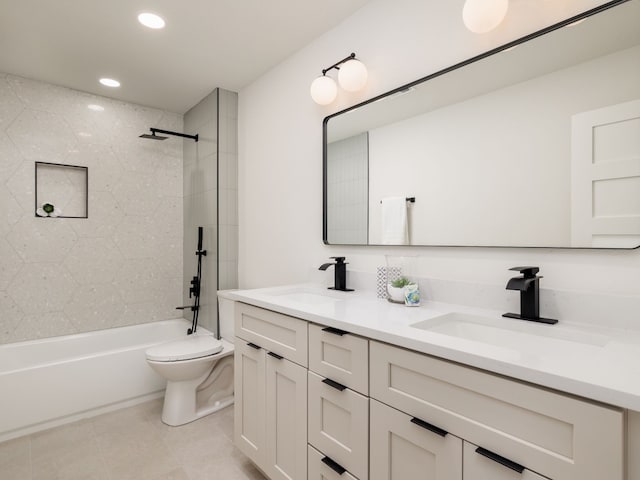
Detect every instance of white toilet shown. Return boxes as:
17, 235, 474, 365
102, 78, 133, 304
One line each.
146, 318, 235, 426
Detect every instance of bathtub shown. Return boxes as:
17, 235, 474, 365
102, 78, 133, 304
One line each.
0, 318, 202, 442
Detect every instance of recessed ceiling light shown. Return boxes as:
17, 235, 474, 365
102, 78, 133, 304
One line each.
138, 12, 165, 29
99, 78, 120, 88
87, 104, 105, 112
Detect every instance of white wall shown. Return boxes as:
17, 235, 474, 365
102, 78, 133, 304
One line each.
238, 0, 640, 306
367, 46, 640, 246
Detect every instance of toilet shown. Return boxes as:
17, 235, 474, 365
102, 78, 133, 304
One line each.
146, 308, 235, 426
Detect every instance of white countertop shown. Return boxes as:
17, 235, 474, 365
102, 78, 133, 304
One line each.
220, 284, 640, 411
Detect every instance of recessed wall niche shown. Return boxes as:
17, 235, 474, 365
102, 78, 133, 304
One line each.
34, 162, 88, 218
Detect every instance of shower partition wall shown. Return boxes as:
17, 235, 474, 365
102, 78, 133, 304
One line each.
183, 89, 238, 337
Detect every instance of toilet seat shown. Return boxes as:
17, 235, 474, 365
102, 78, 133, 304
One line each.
146, 334, 224, 362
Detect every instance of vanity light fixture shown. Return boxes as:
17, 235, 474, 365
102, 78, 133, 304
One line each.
138, 12, 166, 29
310, 52, 368, 105
99, 78, 120, 88
462, 0, 509, 33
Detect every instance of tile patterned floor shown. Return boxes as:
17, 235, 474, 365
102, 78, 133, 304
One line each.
0, 400, 267, 480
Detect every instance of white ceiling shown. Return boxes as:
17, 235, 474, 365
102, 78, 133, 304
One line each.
0, 0, 371, 113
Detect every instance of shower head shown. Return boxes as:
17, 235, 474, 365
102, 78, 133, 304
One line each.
139, 127, 199, 142
139, 132, 168, 140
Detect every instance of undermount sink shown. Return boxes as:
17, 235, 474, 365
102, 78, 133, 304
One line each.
411, 312, 609, 348
268, 288, 343, 306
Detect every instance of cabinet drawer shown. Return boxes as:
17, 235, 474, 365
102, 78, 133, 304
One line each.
463, 441, 549, 480
370, 399, 462, 480
309, 323, 368, 395
308, 445, 358, 480
235, 303, 308, 366
370, 341, 624, 480
308, 371, 368, 480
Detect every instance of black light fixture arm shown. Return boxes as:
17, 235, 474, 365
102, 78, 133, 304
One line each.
321, 52, 356, 75
150, 128, 199, 142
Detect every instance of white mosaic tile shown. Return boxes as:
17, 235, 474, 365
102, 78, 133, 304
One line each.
0, 77, 24, 131
0, 292, 23, 344
7, 262, 77, 315
65, 143, 123, 192
0, 131, 23, 183
5, 160, 35, 212
6, 75, 80, 116
65, 283, 126, 332
113, 215, 158, 259
64, 237, 124, 285
6, 109, 77, 163
112, 171, 163, 216
0, 238, 23, 291
69, 190, 123, 238
12, 311, 78, 342
0, 185, 23, 238
114, 258, 166, 304
6, 216, 78, 263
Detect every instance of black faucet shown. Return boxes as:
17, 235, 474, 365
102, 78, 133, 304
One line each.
319, 257, 354, 292
503, 266, 557, 324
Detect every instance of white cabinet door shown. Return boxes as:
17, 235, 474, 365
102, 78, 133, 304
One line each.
265, 352, 308, 480
370, 399, 462, 480
234, 339, 266, 466
463, 442, 550, 480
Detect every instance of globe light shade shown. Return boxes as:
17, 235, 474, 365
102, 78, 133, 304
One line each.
462, 0, 509, 34
310, 75, 338, 105
337, 59, 368, 92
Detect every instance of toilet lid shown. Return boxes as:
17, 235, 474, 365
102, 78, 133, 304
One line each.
146, 334, 224, 362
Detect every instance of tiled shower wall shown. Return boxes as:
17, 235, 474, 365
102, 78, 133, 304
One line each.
183, 88, 237, 335
0, 73, 183, 344
326, 133, 368, 244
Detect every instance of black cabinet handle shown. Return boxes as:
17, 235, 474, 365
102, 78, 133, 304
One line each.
322, 326, 348, 336
247, 342, 261, 350
410, 417, 448, 437
267, 351, 283, 360
321, 456, 346, 475
322, 378, 347, 391
475, 447, 525, 474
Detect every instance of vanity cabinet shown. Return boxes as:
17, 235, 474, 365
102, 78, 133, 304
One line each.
369, 340, 624, 480
232, 300, 628, 480
307, 324, 370, 480
463, 441, 548, 480
234, 303, 308, 480
370, 399, 462, 480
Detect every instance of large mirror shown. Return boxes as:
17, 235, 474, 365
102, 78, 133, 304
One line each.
323, 0, 640, 248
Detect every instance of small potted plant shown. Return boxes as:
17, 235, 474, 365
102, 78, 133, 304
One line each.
387, 276, 413, 303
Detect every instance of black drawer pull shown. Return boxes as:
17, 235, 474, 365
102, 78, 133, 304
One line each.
247, 342, 261, 350
410, 417, 448, 437
267, 351, 283, 360
322, 326, 348, 336
475, 447, 525, 474
321, 456, 346, 475
322, 378, 347, 391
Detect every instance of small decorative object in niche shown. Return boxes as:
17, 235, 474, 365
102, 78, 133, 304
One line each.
36, 202, 62, 217
35, 162, 88, 219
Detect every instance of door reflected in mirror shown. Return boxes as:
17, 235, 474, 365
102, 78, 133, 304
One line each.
323, 0, 640, 248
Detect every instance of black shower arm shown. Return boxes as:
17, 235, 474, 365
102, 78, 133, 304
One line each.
150, 128, 199, 142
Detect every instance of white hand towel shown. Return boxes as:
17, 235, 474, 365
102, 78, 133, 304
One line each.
381, 196, 408, 245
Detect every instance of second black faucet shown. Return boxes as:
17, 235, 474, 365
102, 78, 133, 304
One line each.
319, 257, 354, 292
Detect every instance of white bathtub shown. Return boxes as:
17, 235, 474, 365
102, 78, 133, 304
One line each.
0, 318, 201, 442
